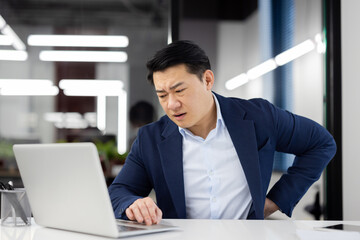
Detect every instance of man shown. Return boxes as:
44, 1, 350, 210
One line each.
109, 40, 336, 225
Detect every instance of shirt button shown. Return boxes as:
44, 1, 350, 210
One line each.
209, 170, 214, 176
212, 197, 217, 203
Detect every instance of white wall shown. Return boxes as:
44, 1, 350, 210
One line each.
180, 13, 263, 99
180, 20, 218, 75
215, 12, 262, 99
341, 0, 360, 220
293, 0, 323, 124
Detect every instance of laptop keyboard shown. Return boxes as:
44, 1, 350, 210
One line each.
117, 225, 146, 232
116, 219, 148, 232
116, 219, 177, 231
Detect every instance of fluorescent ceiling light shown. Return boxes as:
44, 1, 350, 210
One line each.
59, 79, 124, 96
63, 89, 122, 96
84, 112, 97, 128
0, 79, 53, 88
0, 86, 59, 96
225, 73, 249, 90
44, 112, 96, 129
1, 25, 26, 50
0, 35, 12, 45
0, 50, 28, 61
59, 79, 124, 89
316, 42, 326, 54
275, 39, 315, 66
0, 14, 26, 50
28, 34, 129, 48
0, 15, 6, 29
0, 79, 58, 96
118, 90, 127, 154
315, 33, 322, 43
247, 59, 277, 80
226, 36, 319, 90
314, 33, 326, 54
39, 50, 127, 63
55, 120, 88, 129
50, 112, 88, 129
97, 96, 106, 132
44, 112, 64, 122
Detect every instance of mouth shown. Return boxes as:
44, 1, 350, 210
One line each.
173, 113, 186, 120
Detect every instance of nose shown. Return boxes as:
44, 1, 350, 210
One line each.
167, 94, 181, 111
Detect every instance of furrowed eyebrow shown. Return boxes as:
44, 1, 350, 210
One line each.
170, 82, 184, 90
155, 82, 184, 93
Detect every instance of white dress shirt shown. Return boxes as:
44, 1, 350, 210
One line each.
179, 95, 252, 219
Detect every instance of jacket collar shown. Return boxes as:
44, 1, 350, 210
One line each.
158, 92, 263, 219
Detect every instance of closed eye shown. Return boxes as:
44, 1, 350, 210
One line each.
176, 88, 186, 93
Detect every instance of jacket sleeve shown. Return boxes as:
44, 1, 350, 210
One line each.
264, 101, 336, 217
108, 131, 153, 219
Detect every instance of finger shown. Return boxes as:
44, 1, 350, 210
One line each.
156, 208, 163, 224
144, 199, 158, 223
129, 204, 144, 224
144, 200, 162, 224
125, 208, 135, 221
137, 201, 152, 225
129, 199, 144, 223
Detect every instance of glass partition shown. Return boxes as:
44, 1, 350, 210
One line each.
0, 0, 169, 182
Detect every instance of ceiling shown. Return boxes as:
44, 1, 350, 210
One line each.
0, 0, 169, 28
182, 0, 258, 21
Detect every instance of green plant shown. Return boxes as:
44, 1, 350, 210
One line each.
0, 141, 15, 160
94, 140, 128, 165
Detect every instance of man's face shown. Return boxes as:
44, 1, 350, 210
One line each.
153, 64, 214, 132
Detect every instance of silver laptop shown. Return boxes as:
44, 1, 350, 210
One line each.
13, 142, 178, 238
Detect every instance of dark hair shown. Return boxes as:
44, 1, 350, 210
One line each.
146, 40, 211, 84
129, 101, 155, 127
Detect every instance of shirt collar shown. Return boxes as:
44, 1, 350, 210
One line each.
179, 93, 225, 137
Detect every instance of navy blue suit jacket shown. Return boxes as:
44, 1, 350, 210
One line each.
109, 93, 336, 219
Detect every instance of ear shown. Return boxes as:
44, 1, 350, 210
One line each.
203, 70, 215, 91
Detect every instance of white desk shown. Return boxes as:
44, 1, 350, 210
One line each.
1, 219, 360, 240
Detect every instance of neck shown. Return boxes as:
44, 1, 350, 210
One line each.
188, 96, 217, 139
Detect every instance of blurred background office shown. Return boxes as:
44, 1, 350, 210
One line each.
0, 0, 357, 221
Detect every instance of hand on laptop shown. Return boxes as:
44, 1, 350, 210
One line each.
126, 197, 163, 225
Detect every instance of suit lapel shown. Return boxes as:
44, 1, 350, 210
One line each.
217, 94, 264, 218
157, 119, 187, 218
156, 94, 264, 219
